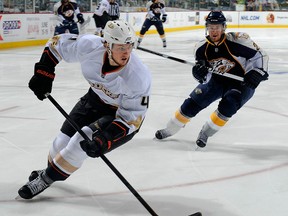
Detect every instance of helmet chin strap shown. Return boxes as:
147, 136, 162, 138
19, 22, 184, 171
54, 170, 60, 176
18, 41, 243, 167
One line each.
107, 47, 120, 66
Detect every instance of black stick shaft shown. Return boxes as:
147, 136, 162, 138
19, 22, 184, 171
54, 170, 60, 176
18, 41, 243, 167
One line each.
137, 46, 243, 82
46, 94, 158, 216
137, 46, 194, 66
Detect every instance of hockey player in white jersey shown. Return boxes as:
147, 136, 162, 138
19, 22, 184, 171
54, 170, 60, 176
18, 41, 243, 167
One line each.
155, 11, 269, 148
18, 20, 151, 199
92, 0, 111, 36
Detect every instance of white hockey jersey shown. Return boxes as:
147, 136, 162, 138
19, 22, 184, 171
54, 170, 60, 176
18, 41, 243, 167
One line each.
94, 0, 110, 16
46, 33, 152, 134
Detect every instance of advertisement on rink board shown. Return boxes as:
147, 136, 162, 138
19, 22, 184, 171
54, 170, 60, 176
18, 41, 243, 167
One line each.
1, 11, 288, 47
0, 14, 58, 42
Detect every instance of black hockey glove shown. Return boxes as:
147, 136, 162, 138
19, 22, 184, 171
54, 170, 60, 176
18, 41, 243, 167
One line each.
77, 13, 85, 24
80, 131, 109, 158
28, 63, 55, 100
162, 14, 167, 23
192, 62, 209, 83
244, 68, 268, 89
80, 116, 131, 158
80, 116, 114, 158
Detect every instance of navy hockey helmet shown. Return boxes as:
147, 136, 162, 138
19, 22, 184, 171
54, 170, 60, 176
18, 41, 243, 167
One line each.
206, 11, 226, 27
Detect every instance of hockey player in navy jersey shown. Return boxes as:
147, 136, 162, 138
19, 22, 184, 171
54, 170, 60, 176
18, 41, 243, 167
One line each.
18, 20, 151, 199
54, 0, 85, 35
137, 0, 167, 48
155, 11, 269, 148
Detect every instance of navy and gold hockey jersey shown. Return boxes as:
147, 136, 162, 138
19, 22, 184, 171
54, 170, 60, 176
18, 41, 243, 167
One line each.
57, 1, 81, 22
195, 32, 269, 82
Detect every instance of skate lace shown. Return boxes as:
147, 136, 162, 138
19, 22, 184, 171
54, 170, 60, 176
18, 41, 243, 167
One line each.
27, 175, 49, 195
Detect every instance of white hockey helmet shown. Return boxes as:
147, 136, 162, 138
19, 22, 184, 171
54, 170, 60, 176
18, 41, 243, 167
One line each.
103, 20, 136, 47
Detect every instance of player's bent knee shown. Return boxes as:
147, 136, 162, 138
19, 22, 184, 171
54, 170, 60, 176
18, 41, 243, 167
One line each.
180, 97, 203, 117
64, 126, 94, 167
218, 89, 242, 117
49, 132, 71, 159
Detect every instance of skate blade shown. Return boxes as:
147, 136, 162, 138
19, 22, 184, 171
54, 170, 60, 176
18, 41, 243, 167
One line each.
152, 137, 165, 142
189, 212, 202, 216
194, 145, 205, 151
15, 195, 25, 200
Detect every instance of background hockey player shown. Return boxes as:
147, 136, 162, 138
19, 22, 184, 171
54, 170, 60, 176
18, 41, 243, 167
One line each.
155, 11, 269, 148
93, 0, 119, 36
137, 0, 167, 48
17, 20, 151, 199
54, 0, 85, 35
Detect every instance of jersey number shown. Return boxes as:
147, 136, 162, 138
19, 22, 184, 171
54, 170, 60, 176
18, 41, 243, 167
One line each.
141, 96, 149, 108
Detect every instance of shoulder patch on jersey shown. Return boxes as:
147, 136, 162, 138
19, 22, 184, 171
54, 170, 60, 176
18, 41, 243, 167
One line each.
226, 32, 250, 41
49, 35, 61, 47
235, 32, 250, 40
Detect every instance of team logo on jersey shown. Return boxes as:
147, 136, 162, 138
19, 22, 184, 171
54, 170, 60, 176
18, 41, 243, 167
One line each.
89, 82, 119, 99
64, 10, 74, 17
209, 58, 235, 74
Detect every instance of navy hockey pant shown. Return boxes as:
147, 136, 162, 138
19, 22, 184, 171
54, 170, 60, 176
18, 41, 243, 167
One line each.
140, 19, 165, 36
180, 77, 255, 118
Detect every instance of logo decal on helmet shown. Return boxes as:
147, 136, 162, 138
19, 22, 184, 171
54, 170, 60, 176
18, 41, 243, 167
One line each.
125, 37, 132, 43
206, 11, 226, 26
107, 22, 114, 29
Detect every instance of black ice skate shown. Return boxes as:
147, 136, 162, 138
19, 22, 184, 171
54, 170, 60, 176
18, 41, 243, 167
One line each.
196, 129, 208, 148
155, 128, 172, 139
155, 118, 183, 140
18, 171, 53, 199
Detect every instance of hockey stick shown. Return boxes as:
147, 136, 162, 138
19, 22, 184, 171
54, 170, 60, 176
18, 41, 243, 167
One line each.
46, 93, 202, 216
79, 16, 91, 32
45, 93, 158, 215
137, 46, 244, 82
